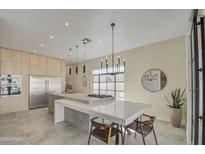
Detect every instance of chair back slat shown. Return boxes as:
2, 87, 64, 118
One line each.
91, 119, 110, 130
88, 117, 122, 145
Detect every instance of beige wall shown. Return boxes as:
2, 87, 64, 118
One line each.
69, 36, 187, 123
0, 47, 66, 114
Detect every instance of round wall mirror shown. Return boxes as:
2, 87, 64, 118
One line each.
141, 69, 167, 92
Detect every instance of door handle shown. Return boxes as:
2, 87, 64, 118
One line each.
45, 80, 49, 94
47, 80, 49, 93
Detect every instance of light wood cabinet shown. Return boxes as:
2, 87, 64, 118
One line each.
0, 47, 66, 114
39, 56, 47, 66
21, 75, 29, 111
0, 47, 2, 62
0, 61, 12, 74
0, 48, 23, 74
12, 62, 23, 74
0, 97, 11, 113
29, 64, 47, 75
0, 96, 22, 114
1, 48, 12, 61
0, 61, 22, 74
29, 54, 47, 75
11, 96, 22, 112
22, 64, 29, 75
22, 52, 29, 64
29, 54, 38, 65
0, 48, 1, 73
30, 54, 47, 65
1, 48, 22, 63
61, 60, 66, 91
47, 57, 61, 76
11, 50, 22, 63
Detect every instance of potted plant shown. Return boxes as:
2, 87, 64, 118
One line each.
165, 88, 186, 128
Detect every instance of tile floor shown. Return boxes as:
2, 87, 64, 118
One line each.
0, 108, 186, 145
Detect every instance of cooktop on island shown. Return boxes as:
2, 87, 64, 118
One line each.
88, 94, 113, 98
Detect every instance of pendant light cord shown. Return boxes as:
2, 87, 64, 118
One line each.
111, 23, 115, 73
83, 42, 86, 66
69, 48, 72, 65
76, 45, 78, 64
67, 51, 69, 66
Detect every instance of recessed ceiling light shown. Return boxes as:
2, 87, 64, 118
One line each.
40, 43, 44, 47
98, 40, 102, 44
65, 22, 69, 26
50, 35, 54, 39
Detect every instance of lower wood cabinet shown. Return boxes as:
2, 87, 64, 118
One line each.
0, 96, 22, 114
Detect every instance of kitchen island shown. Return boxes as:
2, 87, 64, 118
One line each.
54, 94, 151, 132
49, 93, 107, 113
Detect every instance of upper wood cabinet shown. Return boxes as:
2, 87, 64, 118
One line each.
29, 54, 47, 66
0, 48, 2, 73
0, 48, 12, 61
0, 48, 23, 74
29, 54, 61, 76
29, 54, 47, 75
47, 57, 61, 76
22, 52, 29, 64
0, 48, 62, 76
0, 47, 2, 61
0, 48, 22, 62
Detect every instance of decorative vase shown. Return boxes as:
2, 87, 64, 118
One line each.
169, 107, 182, 128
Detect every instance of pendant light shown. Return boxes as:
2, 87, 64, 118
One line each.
111, 23, 115, 74
75, 45, 78, 74
69, 48, 72, 75
82, 41, 87, 87
99, 23, 126, 74
83, 41, 86, 74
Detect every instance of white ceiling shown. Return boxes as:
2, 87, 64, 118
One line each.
0, 9, 190, 63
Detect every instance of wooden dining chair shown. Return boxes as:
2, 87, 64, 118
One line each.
88, 117, 123, 145
126, 114, 158, 145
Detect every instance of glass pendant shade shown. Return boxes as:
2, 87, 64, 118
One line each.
82, 41, 86, 74
69, 67, 72, 75
75, 45, 78, 74
83, 65, 86, 73
69, 48, 72, 75
76, 66, 78, 74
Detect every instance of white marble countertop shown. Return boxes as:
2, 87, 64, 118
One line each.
50, 92, 114, 103
90, 100, 151, 126
55, 98, 151, 126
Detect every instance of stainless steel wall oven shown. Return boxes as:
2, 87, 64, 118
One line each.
0, 74, 22, 96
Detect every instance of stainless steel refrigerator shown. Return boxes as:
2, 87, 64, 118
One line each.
29, 76, 61, 109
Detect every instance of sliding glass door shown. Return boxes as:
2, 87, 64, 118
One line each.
200, 16, 205, 145
189, 10, 205, 145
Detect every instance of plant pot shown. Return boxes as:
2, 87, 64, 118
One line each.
168, 107, 182, 128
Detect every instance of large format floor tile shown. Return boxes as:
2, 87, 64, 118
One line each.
0, 108, 186, 145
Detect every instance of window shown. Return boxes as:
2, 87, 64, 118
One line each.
92, 66, 125, 100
